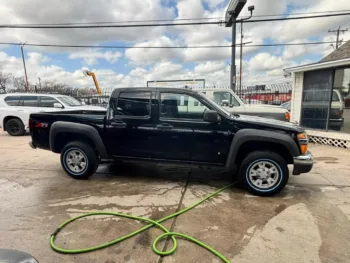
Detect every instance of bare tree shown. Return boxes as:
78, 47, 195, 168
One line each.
0, 72, 12, 93
11, 77, 27, 92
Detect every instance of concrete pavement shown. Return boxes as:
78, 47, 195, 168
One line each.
0, 132, 350, 263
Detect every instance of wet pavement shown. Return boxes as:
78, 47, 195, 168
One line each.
0, 132, 350, 263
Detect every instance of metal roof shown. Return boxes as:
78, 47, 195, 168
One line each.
284, 58, 350, 73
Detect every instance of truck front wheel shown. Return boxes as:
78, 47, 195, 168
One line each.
60, 141, 99, 179
238, 151, 289, 196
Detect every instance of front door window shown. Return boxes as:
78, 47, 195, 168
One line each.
160, 93, 210, 120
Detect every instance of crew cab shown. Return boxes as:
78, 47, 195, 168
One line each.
29, 87, 313, 196
196, 88, 290, 121
0, 93, 106, 136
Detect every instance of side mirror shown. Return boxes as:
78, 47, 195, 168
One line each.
53, 103, 63, 108
203, 110, 221, 123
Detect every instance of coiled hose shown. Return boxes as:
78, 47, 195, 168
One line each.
50, 183, 236, 263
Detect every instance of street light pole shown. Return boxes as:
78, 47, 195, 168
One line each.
20, 44, 29, 91
239, 21, 243, 93
230, 20, 236, 92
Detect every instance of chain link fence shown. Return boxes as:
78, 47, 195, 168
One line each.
4, 81, 293, 108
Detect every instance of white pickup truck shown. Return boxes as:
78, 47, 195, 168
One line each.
196, 88, 290, 121
0, 93, 106, 136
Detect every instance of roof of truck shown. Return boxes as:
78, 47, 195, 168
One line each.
0, 93, 67, 97
111, 87, 199, 97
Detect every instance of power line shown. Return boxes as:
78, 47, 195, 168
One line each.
0, 12, 349, 28
0, 21, 221, 28
243, 12, 350, 23
3, 10, 350, 26
247, 9, 350, 18
0, 41, 343, 49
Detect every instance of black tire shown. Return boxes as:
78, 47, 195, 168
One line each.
60, 141, 99, 179
5, 118, 25, 136
238, 151, 289, 196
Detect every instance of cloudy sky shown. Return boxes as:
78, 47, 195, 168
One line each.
0, 0, 349, 90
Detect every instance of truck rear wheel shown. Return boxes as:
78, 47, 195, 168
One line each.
238, 151, 289, 196
60, 141, 99, 179
5, 118, 25, 136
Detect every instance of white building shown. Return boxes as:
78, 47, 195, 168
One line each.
284, 40, 350, 148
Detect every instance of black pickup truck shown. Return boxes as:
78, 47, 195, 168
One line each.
29, 87, 313, 196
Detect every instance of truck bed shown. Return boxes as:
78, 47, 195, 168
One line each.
30, 110, 107, 150
30, 110, 106, 124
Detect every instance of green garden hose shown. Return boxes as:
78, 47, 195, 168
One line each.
50, 182, 236, 263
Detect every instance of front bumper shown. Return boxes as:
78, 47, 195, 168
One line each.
293, 151, 313, 175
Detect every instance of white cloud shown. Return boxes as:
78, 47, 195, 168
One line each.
0, 0, 347, 89
69, 50, 122, 65
194, 61, 226, 74
0, 0, 175, 47
125, 36, 183, 64
204, 0, 226, 10
248, 52, 289, 72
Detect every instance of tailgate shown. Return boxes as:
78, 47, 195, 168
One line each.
30, 113, 56, 150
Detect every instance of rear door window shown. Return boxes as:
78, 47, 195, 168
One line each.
4, 96, 21, 106
20, 96, 38, 107
114, 91, 151, 117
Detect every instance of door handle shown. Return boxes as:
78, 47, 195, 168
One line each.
111, 122, 127, 128
156, 123, 173, 130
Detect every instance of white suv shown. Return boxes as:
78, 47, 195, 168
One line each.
195, 88, 290, 121
0, 93, 106, 136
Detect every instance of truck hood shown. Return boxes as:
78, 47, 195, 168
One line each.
241, 104, 288, 112
234, 114, 303, 133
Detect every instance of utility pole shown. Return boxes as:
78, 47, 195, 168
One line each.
225, 0, 254, 92
231, 23, 237, 92
239, 20, 243, 93
329, 26, 348, 49
20, 44, 29, 91
239, 20, 253, 95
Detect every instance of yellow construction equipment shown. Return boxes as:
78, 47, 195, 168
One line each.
83, 70, 102, 95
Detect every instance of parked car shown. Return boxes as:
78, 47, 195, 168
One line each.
281, 90, 344, 131
0, 93, 106, 136
196, 88, 290, 121
29, 87, 313, 196
280, 101, 291, 111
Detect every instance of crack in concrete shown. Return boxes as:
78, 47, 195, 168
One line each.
156, 168, 192, 263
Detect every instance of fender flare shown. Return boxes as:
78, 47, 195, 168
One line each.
50, 121, 108, 158
225, 129, 300, 170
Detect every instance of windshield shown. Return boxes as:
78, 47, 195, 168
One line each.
198, 92, 231, 117
58, 96, 82, 106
